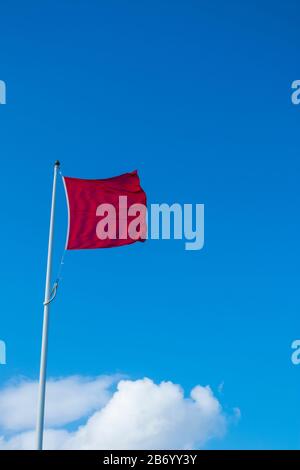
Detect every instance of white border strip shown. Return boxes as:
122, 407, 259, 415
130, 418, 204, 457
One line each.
62, 176, 71, 250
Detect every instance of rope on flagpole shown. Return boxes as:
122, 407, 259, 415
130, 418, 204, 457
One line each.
56, 249, 66, 282
44, 170, 67, 306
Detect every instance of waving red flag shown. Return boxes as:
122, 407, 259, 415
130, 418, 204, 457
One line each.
63, 170, 147, 250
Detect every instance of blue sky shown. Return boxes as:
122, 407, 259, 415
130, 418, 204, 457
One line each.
0, 0, 300, 449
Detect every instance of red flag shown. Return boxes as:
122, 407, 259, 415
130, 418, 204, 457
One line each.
63, 170, 147, 250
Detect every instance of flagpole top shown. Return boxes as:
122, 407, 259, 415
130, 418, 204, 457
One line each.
54, 160, 60, 167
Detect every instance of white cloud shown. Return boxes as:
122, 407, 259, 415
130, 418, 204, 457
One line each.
0, 375, 117, 431
0, 376, 239, 450
66, 379, 227, 450
0, 429, 69, 451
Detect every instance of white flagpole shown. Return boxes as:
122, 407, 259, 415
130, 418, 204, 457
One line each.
36, 160, 60, 450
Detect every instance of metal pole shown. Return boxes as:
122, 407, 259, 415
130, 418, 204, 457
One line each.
35, 160, 60, 450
